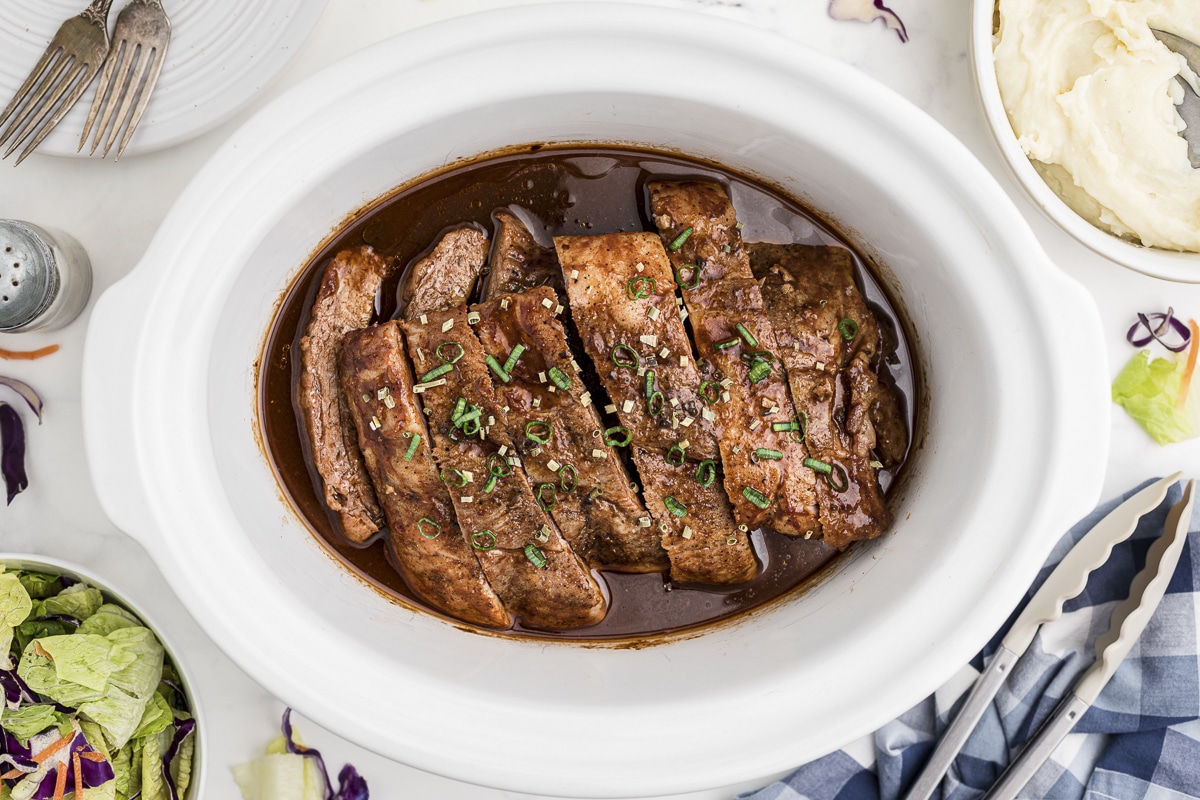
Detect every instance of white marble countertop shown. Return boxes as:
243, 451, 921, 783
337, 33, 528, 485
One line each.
1, 0, 1198, 797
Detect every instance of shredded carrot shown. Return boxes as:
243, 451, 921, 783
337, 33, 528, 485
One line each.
0, 344, 59, 360
51, 758, 67, 800
80, 751, 107, 762
0, 768, 22, 779
32, 641, 52, 661
72, 752, 82, 800
32, 733, 73, 764
1178, 319, 1200, 410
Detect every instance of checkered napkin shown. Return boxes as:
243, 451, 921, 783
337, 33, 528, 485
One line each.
739, 478, 1200, 800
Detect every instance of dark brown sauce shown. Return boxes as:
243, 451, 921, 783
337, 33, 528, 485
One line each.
259, 145, 917, 641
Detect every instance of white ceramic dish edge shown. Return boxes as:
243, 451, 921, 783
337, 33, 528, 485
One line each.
970, 0, 1200, 282
82, 4, 1109, 796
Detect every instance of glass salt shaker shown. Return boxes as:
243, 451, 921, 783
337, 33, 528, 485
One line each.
0, 220, 92, 333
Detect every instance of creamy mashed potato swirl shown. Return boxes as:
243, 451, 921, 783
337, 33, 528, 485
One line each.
995, 0, 1200, 252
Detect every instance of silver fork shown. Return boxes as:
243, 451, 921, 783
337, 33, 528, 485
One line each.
0, 0, 115, 165
80, 0, 172, 161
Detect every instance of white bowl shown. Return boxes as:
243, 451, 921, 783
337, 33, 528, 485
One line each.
970, 0, 1200, 282
82, 4, 1109, 796
0, 553, 205, 799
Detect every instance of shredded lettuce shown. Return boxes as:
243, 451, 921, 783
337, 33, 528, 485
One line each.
234, 712, 369, 800
1112, 349, 1200, 444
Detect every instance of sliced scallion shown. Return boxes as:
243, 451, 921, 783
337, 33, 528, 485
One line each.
420, 363, 453, 382
485, 355, 511, 383
663, 496, 688, 517
403, 433, 422, 462
471, 530, 497, 551
668, 227, 694, 252
626, 275, 657, 300
483, 475, 499, 494
803, 457, 833, 476
604, 426, 632, 447
647, 391, 665, 417
487, 452, 512, 477
537, 482, 558, 511
524, 543, 548, 569
548, 366, 572, 390
742, 486, 771, 509
674, 263, 702, 290
503, 343, 526, 374
440, 468, 468, 487
748, 360, 772, 383
436, 341, 465, 364
612, 344, 639, 370
827, 463, 850, 492
698, 380, 721, 404
838, 318, 859, 341
755, 448, 783, 461
714, 337, 740, 350
525, 419, 553, 444
740, 350, 775, 365
417, 517, 442, 539
559, 464, 578, 493
735, 323, 759, 348
450, 397, 467, 424
666, 444, 686, 466
694, 459, 717, 488
644, 369, 657, 399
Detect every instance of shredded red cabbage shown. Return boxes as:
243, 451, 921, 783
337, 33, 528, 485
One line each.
0, 404, 27, 505
161, 718, 196, 800
0, 377, 42, 423
828, 0, 908, 42
1128, 308, 1192, 352
282, 708, 369, 800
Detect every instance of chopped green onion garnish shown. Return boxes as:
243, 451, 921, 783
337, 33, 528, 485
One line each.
666, 444, 686, 466
735, 323, 759, 348
772, 419, 799, 432
644, 369, 657, 399
663, 496, 688, 517
485, 355, 511, 383
838, 318, 859, 341
450, 397, 467, 424
714, 337, 740, 350
755, 448, 783, 461
524, 543, 548, 569
559, 464, 578, 493
483, 474, 499, 494
537, 482, 558, 511
748, 360, 772, 383
403, 433, 422, 462
487, 452, 512, 477
698, 380, 721, 404
436, 341, 465, 364
790, 412, 808, 443
525, 419, 553, 444
668, 227, 694, 252
417, 517, 442, 539
674, 263, 702, 290
742, 486, 771, 509
471, 530, 497, 551
440, 468, 468, 487
740, 350, 775, 365
461, 417, 481, 436
612, 344, 639, 370
548, 366, 572, 390
827, 463, 850, 492
648, 391, 665, 417
695, 459, 717, 488
803, 457, 833, 476
604, 426, 632, 447
626, 275, 658, 300
503, 343, 526, 374
420, 363, 453, 382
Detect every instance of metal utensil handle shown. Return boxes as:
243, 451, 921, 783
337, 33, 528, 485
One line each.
982, 694, 1090, 800
903, 646, 1020, 800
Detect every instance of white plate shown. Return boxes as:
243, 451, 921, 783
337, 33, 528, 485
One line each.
0, 0, 330, 158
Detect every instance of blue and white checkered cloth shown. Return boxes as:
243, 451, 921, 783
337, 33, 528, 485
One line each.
740, 478, 1200, 800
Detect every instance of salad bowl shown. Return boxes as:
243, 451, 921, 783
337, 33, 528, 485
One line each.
82, 4, 1108, 796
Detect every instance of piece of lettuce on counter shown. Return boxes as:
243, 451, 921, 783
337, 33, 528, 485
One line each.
1113, 347, 1200, 444
234, 709, 368, 800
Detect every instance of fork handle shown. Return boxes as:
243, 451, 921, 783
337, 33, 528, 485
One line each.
80, 0, 116, 27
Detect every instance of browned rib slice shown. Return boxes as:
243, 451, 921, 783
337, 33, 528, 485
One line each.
297, 245, 387, 542
556, 233, 757, 585
747, 244, 891, 547
400, 227, 489, 321
339, 322, 512, 629
482, 211, 563, 299
401, 307, 607, 630
648, 181, 821, 537
472, 287, 667, 573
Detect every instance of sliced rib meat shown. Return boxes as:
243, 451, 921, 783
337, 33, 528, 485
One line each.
483, 211, 562, 299
472, 287, 667, 573
747, 243, 892, 548
297, 245, 387, 542
556, 232, 757, 585
648, 180, 821, 537
401, 307, 607, 630
339, 322, 511, 629
400, 227, 489, 321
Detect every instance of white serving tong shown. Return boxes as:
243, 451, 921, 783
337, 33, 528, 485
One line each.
904, 473, 1194, 800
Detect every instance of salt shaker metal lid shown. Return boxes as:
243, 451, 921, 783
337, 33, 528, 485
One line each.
0, 220, 92, 333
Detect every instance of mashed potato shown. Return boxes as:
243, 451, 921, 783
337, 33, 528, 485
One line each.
995, 0, 1200, 252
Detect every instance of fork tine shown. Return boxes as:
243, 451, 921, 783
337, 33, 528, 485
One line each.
5, 61, 93, 165
111, 44, 165, 160
0, 53, 73, 153
79, 38, 127, 153
99, 43, 147, 158
0, 45, 62, 132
